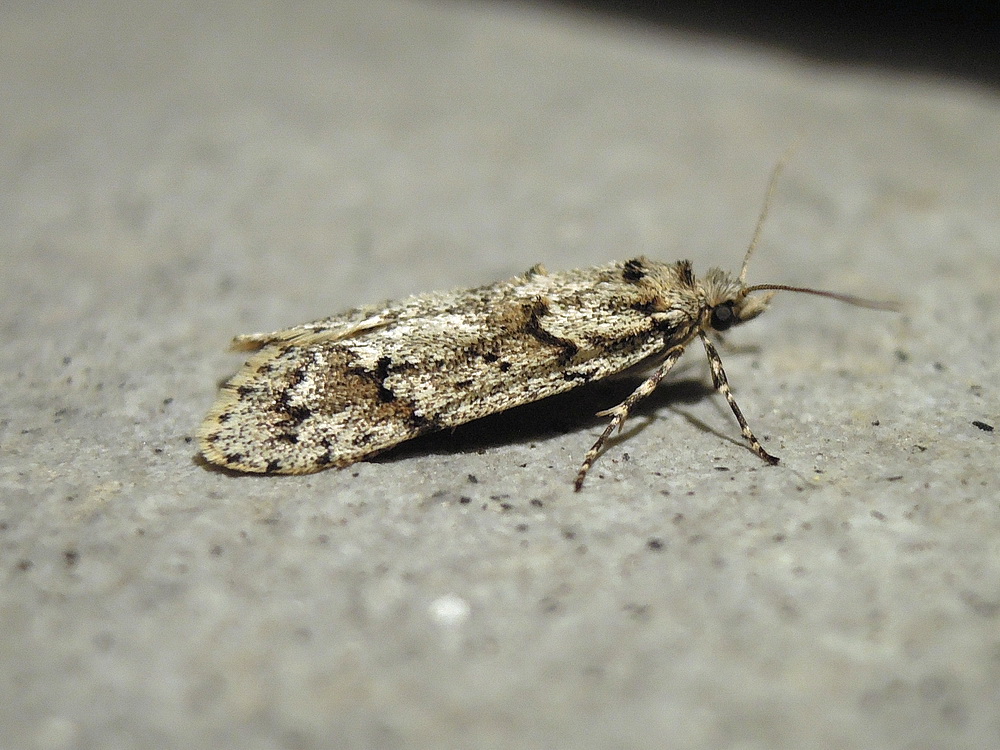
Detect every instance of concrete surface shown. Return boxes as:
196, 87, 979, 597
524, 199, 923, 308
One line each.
3, 1, 999, 748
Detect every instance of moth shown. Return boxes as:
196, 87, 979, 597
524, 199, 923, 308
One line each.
198, 160, 896, 490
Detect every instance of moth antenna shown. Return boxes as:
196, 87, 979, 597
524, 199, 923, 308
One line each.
739, 140, 802, 284
743, 283, 900, 312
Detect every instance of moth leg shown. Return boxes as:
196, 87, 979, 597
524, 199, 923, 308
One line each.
699, 332, 779, 465
574, 344, 687, 491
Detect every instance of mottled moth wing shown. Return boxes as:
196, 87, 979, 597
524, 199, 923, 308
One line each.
198, 260, 700, 474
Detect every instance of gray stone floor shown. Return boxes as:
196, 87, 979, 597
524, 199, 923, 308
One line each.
3, 2, 999, 748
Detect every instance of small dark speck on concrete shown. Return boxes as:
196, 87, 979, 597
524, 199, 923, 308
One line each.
886, 475, 904, 481
647, 538, 664, 551
16, 559, 33, 571
972, 420, 994, 432
458, 496, 471, 504
714, 466, 730, 472
871, 510, 887, 521
933, 361, 945, 371
894, 350, 910, 362
530, 498, 543, 507
64, 549, 79, 567
871, 419, 880, 426
467, 474, 479, 484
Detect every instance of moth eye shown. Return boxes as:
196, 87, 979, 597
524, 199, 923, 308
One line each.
710, 302, 737, 331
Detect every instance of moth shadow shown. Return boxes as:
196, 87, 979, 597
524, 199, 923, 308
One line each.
376, 374, 719, 466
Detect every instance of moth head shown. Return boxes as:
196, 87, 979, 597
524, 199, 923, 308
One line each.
701, 268, 776, 332
708, 290, 776, 332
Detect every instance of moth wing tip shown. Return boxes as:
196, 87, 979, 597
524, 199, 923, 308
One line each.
195, 425, 344, 477
230, 333, 270, 351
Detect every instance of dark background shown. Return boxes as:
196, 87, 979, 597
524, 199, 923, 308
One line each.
540, 1, 1000, 86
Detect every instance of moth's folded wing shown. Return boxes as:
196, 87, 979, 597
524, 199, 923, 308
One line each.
230, 304, 389, 350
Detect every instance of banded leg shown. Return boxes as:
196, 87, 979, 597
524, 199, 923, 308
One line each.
574, 344, 687, 491
699, 332, 779, 465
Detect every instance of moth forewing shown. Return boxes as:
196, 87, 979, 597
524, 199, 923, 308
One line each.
198, 259, 697, 477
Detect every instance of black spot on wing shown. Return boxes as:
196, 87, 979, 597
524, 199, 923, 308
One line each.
678, 260, 695, 288
275, 390, 313, 425
630, 300, 660, 316
622, 258, 647, 283
347, 355, 397, 404
374, 356, 396, 403
286, 404, 313, 423
408, 411, 444, 434
475, 348, 513, 372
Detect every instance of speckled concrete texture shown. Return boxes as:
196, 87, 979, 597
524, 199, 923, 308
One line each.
2, 2, 999, 749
